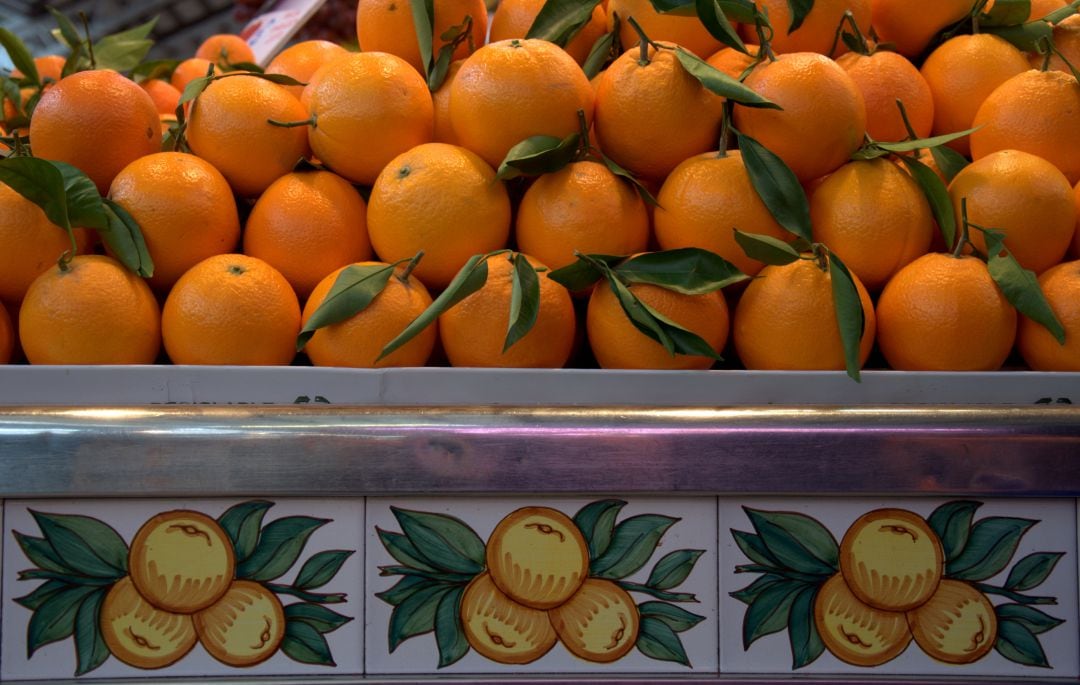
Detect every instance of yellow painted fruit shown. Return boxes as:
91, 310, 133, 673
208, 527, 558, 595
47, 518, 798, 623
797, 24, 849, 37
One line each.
99, 576, 197, 669
128, 510, 235, 614
839, 508, 943, 611
460, 571, 558, 664
194, 580, 286, 667
815, 573, 913, 667
907, 579, 997, 664
548, 578, 639, 663
485, 506, 589, 609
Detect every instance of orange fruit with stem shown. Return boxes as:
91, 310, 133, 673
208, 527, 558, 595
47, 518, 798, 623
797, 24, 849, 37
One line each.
108, 151, 242, 291
99, 576, 197, 669
367, 142, 511, 289
869, 0, 972, 58
195, 34, 256, 66
907, 580, 997, 664
162, 254, 300, 365
301, 51, 433, 186
0, 300, 13, 364
28, 69, 162, 193
489, 0, 607, 65
356, 0, 488, 75
815, 573, 912, 666
739, 0, 871, 56
171, 57, 213, 92
606, 0, 722, 58
194, 581, 286, 667
1017, 260, 1080, 370
265, 39, 349, 99
19, 255, 161, 365
1032, 13, 1080, 72
876, 252, 1017, 371
836, 48, 934, 142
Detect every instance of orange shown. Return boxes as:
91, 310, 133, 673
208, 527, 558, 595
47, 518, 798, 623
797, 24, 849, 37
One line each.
367, 142, 511, 289
489, 0, 607, 65
733, 256, 876, 370
301, 51, 433, 185
869, 0, 972, 58
739, 0, 871, 56
171, 57, 213, 92
732, 52, 867, 183
432, 59, 464, 144
1033, 14, 1080, 73
356, 0, 488, 75
515, 160, 650, 272
1017, 260, 1080, 370
140, 78, 182, 116
948, 149, 1075, 274
876, 253, 1017, 371
705, 44, 760, 82
19, 255, 161, 365
919, 34, 1030, 157
1074, 180, 1080, 257
439, 253, 576, 367
28, 69, 162, 193
810, 158, 935, 291
1015, 0, 1067, 20
244, 170, 372, 300
195, 34, 256, 66
587, 273, 729, 369
836, 49, 934, 142
0, 300, 12, 364
654, 150, 789, 277
186, 74, 310, 197
0, 183, 94, 305
970, 69, 1080, 185
162, 254, 300, 365
594, 44, 724, 181
12, 54, 65, 84
606, 0, 721, 58
108, 151, 241, 291
449, 38, 594, 169
301, 262, 437, 367
265, 39, 349, 98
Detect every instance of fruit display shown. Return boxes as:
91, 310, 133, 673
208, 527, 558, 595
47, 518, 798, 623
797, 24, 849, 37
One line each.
1, 0, 1080, 376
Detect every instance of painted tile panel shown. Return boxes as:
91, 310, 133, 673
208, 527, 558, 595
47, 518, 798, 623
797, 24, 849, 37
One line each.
718, 497, 1079, 678
1, 498, 364, 681
365, 496, 719, 675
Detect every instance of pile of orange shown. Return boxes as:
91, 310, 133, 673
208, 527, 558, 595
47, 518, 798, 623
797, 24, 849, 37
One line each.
1, 0, 1079, 372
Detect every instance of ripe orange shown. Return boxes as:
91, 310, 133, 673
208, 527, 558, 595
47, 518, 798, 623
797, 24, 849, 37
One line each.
356, 0, 488, 75
869, 0, 971, 58
432, 59, 464, 144
244, 170, 372, 300
970, 69, 1080, 185
140, 78, 182, 116
171, 57, 213, 92
367, 143, 511, 289
810, 158, 935, 291
11, 54, 65, 84
19, 255, 161, 365
439, 253, 576, 367
162, 254, 300, 365
876, 253, 1017, 371
1017, 260, 1080, 370
654, 150, 789, 277
195, 34, 256, 66
732, 52, 866, 183
108, 151, 241, 291
594, 44, 724, 181
516, 160, 650, 272
739, 0, 871, 56
265, 39, 349, 99
587, 274, 729, 369
301, 262, 437, 367
301, 51, 433, 186
606, 0, 721, 58
29, 69, 162, 193
948, 149, 1075, 275
1034, 14, 1080, 73
489, 0, 607, 65
186, 74, 310, 197
919, 34, 1030, 157
836, 49, 934, 142
0, 300, 13, 364
733, 256, 876, 370
449, 39, 594, 169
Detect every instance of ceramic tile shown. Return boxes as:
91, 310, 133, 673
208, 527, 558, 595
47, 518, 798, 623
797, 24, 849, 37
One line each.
1, 498, 364, 681
365, 496, 718, 675
718, 497, 1079, 678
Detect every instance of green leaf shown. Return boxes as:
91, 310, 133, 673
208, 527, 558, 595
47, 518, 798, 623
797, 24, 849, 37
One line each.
737, 132, 812, 241
947, 516, 1037, 581
675, 47, 777, 108
0, 156, 73, 231
981, 0, 1031, 26
49, 8, 82, 51
617, 580, 697, 602
696, 0, 746, 49
573, 499, 627, 561
547, 253, 622, 292
616, 248, 747, 294
742, 578, 805, 648
1043, 2, 1080, 23
434, 585, 469, 668
928, 500, 982, 563
930, 144, 969, 184
650, 0, 698, 15
827, 250, 866, 382
636, 616, 691, 666
787, 584, 824, 669
505, 254, 541, 352
294, 550, 355, 590
388, 582, 455, 652
428, 42, 456, 91
982, 232, 1065, 344
0, 28, 40, 85
14, 580, 70, 611
995, 618, 1051, 668
646, 549, 704, 590
377, 529, 441, 573
1005, 552, 1064, 592
132, 58, 180, 82
281, 619, 336, 666
496, 133, 579, 180
218, 499, 274, 563
583, 30, 616, 79
93, 19, 157, 73
392, 507, 486, 575
715, 0, 759, 23
873, 128, 978, 154
729, 572, 787, 605
986, 20, 1053, 54
785, 0, 814, 31
30, 511, 127, 579
997, 603, 1065, 635
284, 602, 354, 633
27, 584, 100, 657
101, 199, 154, 276
897, 154, 955, 250
527, 0, 603, 46
297, 263, 397, 349
17, 570, 115, 586
605, 276, 724, 359
376, 574, 439, 606
733, 230, 802, 266
178, 73, 214, 109
237, 516, 330, 581
591, 514, 678, 579
732, 529, 780, 568
600, 152, 660, 206
73, 588, 109, 676
410, 0, 436, 76
744, 508, 838, 576
13, 532, 72, 573
637, 601, 705, 632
